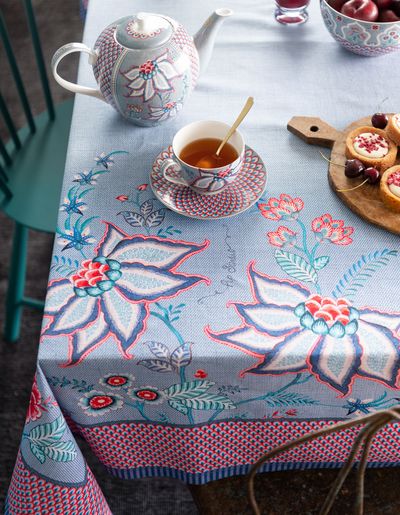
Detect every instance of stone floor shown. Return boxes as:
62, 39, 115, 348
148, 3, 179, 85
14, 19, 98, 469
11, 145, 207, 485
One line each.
0, 1, 400, 513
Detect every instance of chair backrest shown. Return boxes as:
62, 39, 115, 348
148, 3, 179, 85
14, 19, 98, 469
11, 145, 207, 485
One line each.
0, 0, 54, 198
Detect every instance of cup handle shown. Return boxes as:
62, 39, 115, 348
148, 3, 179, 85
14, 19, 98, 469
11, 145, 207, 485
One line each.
160, 158, 189, 187
51, 43, 105, 102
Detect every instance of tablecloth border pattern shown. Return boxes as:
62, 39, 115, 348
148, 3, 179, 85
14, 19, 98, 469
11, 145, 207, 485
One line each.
5, 452, 111, 515
77, 418, 400, 485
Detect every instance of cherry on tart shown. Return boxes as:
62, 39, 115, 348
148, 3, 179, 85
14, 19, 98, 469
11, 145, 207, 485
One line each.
385, 114, 400, 146
380, 166, 400, 213
345, 126, 397, 172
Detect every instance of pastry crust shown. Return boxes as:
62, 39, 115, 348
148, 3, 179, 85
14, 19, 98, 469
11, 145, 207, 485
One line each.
386, 114, 400, 146
345, 126, 397, 171
380, 165, 400, 213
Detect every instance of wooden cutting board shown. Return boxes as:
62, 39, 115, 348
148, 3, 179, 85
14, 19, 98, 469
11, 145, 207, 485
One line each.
287, 115, 400, 235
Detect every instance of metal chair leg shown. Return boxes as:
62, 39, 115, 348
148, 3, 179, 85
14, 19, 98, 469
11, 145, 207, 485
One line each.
4, 222, 28, 342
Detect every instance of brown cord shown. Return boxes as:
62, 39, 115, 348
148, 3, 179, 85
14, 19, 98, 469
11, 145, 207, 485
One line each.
247, 408, 400, 515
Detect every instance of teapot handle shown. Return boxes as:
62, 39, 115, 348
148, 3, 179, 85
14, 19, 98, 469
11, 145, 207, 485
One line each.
51, 43, 105, 102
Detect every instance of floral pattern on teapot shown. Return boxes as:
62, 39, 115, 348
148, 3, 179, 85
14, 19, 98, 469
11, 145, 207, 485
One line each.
92, 20, 199, 126
52, 10, 233, 126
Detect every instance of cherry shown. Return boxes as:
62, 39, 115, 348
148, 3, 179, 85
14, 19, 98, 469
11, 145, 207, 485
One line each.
363, 167, 380, 184
371, 112, 388, 129
344, 159, 365, 178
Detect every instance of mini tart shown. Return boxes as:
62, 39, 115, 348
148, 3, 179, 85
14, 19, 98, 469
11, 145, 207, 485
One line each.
345, 126, 397, 172
380, 165, 400, 213
386, 114, 400, 146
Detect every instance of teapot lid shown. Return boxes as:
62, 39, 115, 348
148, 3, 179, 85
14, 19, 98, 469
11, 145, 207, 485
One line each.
116, 13, 173, 50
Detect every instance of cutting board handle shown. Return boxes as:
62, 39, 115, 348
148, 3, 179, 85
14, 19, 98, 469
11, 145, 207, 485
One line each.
287, 116, 341, 148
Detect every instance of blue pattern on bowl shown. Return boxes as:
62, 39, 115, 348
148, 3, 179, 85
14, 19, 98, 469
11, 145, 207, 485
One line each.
320, 0, 400, 56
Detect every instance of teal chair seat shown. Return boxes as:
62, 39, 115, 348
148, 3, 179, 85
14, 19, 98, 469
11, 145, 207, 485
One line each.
3, 100, 73, 233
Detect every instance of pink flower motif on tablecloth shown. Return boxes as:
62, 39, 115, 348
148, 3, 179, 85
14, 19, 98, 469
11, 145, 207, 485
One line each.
136, 184, 148, 191
206, 262, 400, 395
129, 386, 165, 404
258, 194, 304, 221
79, 390, 124, 417
42, 223, 209, 366
123, 51, 180, 102
99, 373, 135, 390
26, 376, 46, 423
116, 195, 129, 202
267, 226, 297, 248
312, 214, 353, 245
25, 376, 55, 423
194, 369, 208, 379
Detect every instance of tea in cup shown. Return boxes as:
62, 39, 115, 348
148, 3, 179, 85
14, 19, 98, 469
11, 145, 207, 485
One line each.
161, 120, 245, 194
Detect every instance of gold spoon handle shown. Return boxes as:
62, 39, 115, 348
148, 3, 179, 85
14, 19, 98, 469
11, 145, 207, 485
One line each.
216, 96, 254, 156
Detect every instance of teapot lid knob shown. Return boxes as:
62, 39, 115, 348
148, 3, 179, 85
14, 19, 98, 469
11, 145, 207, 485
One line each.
115, 12, 173, 50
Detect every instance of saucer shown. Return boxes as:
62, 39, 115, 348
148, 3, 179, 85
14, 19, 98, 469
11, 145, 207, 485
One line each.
150, 145, 267, 219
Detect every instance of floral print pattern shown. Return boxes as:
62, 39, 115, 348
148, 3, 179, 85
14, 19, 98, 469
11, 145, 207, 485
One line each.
267, 226, 297, 248
79, 390, 124, 416
43, 223, 209, 365
129, 386, 165, 404
259, 194, 304, 221
312, 214, 353, 246
148, 101, 182, 122
99, 374, 135, 389
207, 262, 400, 395
26, 376, 54, 423
123, 51, 180, 103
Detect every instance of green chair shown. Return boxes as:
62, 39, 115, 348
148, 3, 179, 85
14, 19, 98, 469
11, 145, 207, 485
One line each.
0, 0, 74, 342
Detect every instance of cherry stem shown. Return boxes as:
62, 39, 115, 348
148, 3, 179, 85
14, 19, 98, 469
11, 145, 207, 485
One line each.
338, 178, 369, 192
319, 151, 344, 167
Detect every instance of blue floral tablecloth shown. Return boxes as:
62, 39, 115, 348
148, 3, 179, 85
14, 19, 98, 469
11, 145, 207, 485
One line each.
6, 0, 400, 513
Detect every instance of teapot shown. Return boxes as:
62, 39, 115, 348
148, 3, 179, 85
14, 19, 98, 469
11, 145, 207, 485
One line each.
51, 9, 233, 126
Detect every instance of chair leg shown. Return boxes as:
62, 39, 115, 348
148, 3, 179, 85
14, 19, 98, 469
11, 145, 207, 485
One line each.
4, 223, 28, 342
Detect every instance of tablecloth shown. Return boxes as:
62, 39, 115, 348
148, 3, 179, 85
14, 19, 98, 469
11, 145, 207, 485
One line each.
6, 0, 400, 513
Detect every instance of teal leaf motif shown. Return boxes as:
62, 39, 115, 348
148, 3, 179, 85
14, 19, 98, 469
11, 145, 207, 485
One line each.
78, 188, 95, 199
165, 380, 213, 400
157, 226, 182, 238
332, 249, 398, 300
170, 343, 192, 369
275, 250, 318, 284
178, 392, 236, 410
264, 392, 319, 408
313, 256, 330, 271
50, 256, 79, 277
168, 399, 189, 415
138, 359, 175, 373
146, 341, 170, 360
42, 441, 77, 462
29, 416, 66, 446
30, 443, 46, 464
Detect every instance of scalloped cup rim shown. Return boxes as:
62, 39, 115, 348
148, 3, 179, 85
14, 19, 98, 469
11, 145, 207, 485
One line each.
321, 0, 400, 26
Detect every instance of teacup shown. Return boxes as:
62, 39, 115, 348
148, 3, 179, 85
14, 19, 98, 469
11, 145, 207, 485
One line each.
161, 120, 245, 194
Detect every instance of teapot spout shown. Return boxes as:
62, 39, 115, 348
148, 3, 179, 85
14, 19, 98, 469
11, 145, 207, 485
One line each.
193, 8, 233, 76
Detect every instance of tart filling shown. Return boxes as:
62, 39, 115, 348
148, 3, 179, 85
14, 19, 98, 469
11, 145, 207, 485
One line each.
387, 170, 400, 198
394, 114, 400, 130
353, 132, 389, 158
